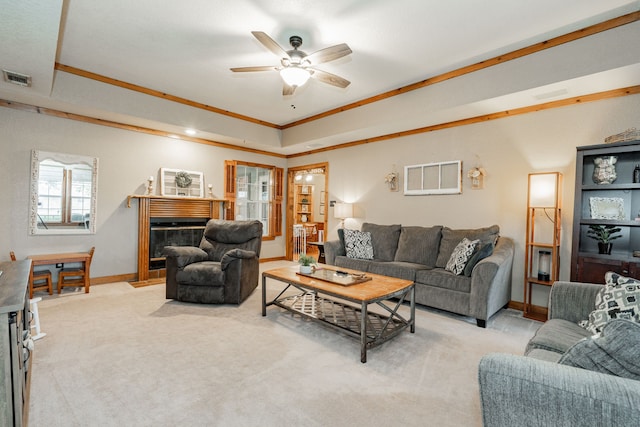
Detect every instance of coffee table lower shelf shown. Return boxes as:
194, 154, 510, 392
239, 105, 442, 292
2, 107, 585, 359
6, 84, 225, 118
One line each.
276, 291, 409, 345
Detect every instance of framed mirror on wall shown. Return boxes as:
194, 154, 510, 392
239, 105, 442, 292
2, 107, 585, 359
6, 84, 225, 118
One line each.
29, 150, 98, 235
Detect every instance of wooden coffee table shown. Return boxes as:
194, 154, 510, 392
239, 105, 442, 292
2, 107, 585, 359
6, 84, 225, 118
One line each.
262, 266, 415, 363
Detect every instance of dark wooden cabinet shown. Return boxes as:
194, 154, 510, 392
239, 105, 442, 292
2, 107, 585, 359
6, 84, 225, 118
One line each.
0, 260, 32, 426
571, 140, 640, 282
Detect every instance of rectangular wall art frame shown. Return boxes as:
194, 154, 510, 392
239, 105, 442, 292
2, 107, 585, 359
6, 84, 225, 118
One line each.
404, 160, 462, 195
160, 168, 204, 198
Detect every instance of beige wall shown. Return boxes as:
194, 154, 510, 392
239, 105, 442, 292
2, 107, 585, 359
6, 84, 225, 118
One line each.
289, 94, 640, 304
0, 108, 287, 279
2, 94, 639, 304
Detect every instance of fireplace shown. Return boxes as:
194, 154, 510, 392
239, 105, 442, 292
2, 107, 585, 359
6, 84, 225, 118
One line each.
149, 218, 207, 270
127, 195, 226, 285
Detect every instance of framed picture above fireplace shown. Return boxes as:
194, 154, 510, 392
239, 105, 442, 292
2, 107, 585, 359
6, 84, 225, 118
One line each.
160, 168, 204, 198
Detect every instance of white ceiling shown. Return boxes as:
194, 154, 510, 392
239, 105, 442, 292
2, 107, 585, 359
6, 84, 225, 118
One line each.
1, 0, 639, 155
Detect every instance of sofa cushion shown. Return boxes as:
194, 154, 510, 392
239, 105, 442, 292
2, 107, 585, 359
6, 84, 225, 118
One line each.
394, 225, 442, 267
435, 225, 500, 268
343, 229, 374, 260
559, 319, 640, 380
415, 268, 472, 293
526, 348, 563, 363
463, 242, 495, 277
525, 318, 593, 356
362, 223, 401, 262
367, 261, 427, 282
335, 256, 372, 272
580, 272, 640, 334
445, 237, 480, 275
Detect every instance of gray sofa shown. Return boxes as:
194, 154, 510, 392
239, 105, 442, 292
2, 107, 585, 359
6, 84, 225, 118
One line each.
478, 281, 640, 426
323, 223, 514, 327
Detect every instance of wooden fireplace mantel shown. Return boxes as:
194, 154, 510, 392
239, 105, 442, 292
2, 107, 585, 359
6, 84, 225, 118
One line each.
127, 195, 227, 285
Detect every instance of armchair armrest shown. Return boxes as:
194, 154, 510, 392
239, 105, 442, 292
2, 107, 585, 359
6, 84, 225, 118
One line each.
478, 353, 640, 426
220, 248, 257, 270
548, 281, 602, 323
163, 246, 208, 268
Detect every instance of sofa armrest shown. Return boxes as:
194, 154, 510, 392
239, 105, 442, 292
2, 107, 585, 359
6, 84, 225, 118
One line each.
478, 353, 640, 427
469, 237, 514, 322
163, 246, 208, 268
548, 281, 602, 323
323, 239, 345, 265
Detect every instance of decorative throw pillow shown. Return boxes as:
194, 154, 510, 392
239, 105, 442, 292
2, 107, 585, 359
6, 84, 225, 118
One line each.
343, 229, 374, 260
445, 238, 480, 275
463, 242, 495, 277
435, 225, 500, 268
559, 319, 640, 380
579, 272, 640, 334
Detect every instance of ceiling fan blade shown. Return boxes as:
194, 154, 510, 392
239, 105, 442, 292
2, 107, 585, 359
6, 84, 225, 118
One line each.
310, 69, 350, 88
251, 31, 290, 59
283, 83, 296, 96
230, 66, 278, 72
305, 43, 352, 65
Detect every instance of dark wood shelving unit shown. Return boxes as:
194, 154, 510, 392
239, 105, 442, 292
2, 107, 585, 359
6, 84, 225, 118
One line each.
571, 140, 640, 283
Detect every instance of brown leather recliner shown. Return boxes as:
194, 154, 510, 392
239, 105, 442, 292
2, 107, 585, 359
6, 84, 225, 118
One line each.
164, 219, 262, 304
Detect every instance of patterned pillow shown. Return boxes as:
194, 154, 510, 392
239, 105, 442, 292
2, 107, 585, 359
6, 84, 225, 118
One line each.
579, 272, 640, 334
343, 229, 374, 260
445, 238, 480, 275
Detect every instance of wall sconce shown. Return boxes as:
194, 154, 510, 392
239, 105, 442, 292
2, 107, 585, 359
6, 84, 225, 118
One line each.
467, 167, 486, 189
384, 172, 398, 192
528, 172, 562, 208
334, 202, 354, 228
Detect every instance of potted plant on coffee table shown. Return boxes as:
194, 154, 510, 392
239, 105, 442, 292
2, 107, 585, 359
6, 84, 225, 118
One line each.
298, 254, 317, 274
587, 224, 622, 254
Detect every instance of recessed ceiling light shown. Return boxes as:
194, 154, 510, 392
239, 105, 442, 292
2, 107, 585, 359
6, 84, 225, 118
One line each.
185, 129, 197, 136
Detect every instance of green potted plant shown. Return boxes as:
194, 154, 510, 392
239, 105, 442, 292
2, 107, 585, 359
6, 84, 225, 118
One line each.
298, 254, 317, 274
587, 224, 622, 254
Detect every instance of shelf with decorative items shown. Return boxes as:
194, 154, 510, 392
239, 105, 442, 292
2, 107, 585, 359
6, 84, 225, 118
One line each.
571, 140, 640, 283
295, 184, 314, 224
524, 172, 562, 322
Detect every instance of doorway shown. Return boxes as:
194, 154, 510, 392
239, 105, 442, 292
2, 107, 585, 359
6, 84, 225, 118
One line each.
286, 162, 329, 261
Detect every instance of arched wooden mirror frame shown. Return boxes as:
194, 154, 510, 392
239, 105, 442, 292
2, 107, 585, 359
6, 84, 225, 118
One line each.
29, 150, 98, 235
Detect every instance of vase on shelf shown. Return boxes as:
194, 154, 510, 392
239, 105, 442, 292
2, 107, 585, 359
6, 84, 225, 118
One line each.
598, 242, 613, 255
592, 156, 617, 184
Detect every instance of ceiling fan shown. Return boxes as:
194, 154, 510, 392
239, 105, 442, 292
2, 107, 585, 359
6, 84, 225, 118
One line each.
230, 31, 352, 95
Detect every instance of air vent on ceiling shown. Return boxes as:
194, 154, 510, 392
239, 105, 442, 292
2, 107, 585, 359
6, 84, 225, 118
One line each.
2, 69, 32, 87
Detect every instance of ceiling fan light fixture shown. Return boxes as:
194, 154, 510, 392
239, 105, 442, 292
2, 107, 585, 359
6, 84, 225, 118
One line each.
280, 66, 310, 87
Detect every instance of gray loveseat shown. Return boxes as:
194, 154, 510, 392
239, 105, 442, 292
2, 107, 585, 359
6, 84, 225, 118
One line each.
478, 281, 640, 426
323, 223, 514, 327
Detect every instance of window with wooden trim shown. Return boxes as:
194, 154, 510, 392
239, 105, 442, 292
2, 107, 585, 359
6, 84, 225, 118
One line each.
37, 159, 93, 225
224, 160, 283, 238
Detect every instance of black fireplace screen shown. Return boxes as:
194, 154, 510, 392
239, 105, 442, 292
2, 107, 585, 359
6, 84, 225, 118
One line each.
149, 218, 208, 270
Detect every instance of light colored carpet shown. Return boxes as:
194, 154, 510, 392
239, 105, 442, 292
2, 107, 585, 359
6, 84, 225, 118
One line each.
28, 261, 538, 427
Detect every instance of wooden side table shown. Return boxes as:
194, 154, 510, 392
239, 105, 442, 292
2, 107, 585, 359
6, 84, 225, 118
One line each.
307, 242, 325, 264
